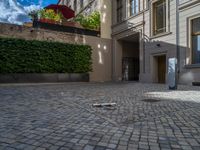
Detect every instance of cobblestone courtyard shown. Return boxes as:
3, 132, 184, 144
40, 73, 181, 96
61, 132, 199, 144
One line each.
0, 82, 200, 150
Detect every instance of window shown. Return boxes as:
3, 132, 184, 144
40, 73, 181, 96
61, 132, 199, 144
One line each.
153, 0, 166, 35
130, 0, 139, 16
117, 0, 123, 23
80, 0, 84, 8
192, 17, 200, 64
66, 0, 70, 6
74, 0, 77, 11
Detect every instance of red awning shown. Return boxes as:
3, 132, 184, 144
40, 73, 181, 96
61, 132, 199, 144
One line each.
45, 4, 75, 19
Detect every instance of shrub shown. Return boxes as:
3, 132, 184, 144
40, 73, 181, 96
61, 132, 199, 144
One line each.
0, 37, 92, 73
75, 11, 100, 30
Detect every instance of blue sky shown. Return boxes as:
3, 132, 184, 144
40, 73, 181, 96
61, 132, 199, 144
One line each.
17, 0, 58, 7
0, 0, 59, 25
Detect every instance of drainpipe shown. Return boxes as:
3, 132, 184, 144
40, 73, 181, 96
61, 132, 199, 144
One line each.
175, 0, 180, 89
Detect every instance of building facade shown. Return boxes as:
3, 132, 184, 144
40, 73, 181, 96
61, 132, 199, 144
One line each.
58, 0, 112, 39
112, 0, 200, 85
58, 0, 200, 85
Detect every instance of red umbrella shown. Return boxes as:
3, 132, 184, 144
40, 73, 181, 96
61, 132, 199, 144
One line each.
45, 4, 75, 19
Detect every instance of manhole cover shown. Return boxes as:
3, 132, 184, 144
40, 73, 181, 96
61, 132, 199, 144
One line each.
141, 99, 161, 103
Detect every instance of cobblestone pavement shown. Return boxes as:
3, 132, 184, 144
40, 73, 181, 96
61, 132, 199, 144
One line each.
0, 82, 200, 150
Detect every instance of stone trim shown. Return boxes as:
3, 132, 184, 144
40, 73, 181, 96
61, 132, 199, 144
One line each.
0, 73, 89, 83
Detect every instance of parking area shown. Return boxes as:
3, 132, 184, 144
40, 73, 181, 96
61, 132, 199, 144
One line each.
0, 82, 200, 150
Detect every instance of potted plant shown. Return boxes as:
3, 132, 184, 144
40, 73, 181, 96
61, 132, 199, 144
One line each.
38, 9, 62, 24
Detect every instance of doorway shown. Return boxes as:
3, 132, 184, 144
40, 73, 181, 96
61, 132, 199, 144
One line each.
157, 55, 166, 83
120, 33, 140, 81
122, 57, 139, 81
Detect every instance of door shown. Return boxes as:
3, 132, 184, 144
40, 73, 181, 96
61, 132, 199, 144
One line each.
157, 55, 166, 83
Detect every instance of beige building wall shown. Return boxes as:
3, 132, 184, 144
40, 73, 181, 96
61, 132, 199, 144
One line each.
178, 0, 200, 85
0, 23, 112, 82
112, 0, 200, 85
85, 36, 112, 82
100, 0, 112, 39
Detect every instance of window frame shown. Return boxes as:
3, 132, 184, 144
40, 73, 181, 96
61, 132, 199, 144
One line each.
74, 0, 77, 12
116, 0, 123, 23
129, 0, 140, 16
80, 0, 84, 9
191, 17, 200, 64
150, 0, 169, 37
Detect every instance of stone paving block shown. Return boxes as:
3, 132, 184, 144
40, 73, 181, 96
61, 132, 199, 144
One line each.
83, 145, 95, 150
48, 145, 60, 150
3, 147, 16, 150
95, 145, 107, 150
1, 83, 200, 150
35, 147, 47, 150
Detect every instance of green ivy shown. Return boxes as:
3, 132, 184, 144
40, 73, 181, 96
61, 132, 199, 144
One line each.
0, 37, 92, 73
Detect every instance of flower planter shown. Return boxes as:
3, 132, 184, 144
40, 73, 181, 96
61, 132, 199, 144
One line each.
39, 19, 56, 24
33, 20, 100, 37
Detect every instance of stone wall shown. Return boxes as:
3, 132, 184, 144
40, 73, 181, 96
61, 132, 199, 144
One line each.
0, 23, 83, 44
0, 23, 112, 82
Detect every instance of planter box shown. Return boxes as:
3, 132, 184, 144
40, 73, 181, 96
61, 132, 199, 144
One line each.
33, 20, 100, 37
0, 73, 89, 83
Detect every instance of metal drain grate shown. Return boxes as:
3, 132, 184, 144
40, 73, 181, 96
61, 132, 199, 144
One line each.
141, 99, 161, 103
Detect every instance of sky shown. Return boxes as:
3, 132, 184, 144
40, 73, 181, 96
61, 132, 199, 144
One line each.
17, 0, 58, 7
0, 0, 58, 25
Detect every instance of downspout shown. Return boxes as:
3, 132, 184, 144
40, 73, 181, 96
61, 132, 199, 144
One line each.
142, 0, 145, 74
111, 0, 116, 81
175, 0, 180, 89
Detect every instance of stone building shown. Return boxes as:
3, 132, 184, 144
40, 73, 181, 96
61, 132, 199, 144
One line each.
57, 0, 200, 85
111, 0, 200, 85
58, 0, 112, 39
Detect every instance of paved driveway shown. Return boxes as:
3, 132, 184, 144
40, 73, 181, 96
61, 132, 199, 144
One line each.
0, 82, 200, 150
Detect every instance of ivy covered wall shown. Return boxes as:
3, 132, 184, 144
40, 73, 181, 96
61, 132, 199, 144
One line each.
0, 37, 92, 73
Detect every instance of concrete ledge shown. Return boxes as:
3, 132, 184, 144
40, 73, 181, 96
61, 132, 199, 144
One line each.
0, 73, 89, 83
